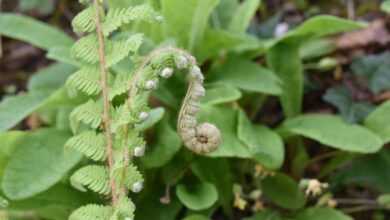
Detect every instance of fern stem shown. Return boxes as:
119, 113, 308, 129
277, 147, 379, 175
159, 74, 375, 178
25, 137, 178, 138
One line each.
93, 0, 118, 205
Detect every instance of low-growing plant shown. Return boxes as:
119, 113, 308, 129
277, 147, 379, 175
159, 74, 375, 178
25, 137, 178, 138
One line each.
0, 0, 389, 220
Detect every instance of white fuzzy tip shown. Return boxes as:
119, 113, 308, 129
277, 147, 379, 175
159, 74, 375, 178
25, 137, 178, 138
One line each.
145, 80, 158, 90
132, 181, 144, 193
134, 146, 145, 157
175, 56, 188, 69
160, 68, 174, 78
139, 112, 149, 121
190, 66, 204, 82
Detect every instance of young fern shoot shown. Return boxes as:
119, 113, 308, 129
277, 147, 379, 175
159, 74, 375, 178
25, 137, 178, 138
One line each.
65, 1, 221, 219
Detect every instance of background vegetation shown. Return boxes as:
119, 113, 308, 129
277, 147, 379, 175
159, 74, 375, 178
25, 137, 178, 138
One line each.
0, 0, 389, 219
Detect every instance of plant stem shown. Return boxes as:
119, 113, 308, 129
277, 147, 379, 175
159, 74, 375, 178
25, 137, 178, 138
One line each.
93, 0, 117, 205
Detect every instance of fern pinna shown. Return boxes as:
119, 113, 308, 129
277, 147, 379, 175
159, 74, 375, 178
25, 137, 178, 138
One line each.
65, 0, 221, 219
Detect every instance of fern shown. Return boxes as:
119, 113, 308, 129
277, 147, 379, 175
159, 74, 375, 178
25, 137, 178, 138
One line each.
69, 204, 113, 220
103, 4, 162, 36
70, 99, 102, 132
66, 1, 220, 219
105, 34, 144, 67
66, 66, 101, 96
71, 34, 100, 64
109, 73, 132, 100
65, 131, 106, 161
71, 165, 110, 195
72, 6, 95, 34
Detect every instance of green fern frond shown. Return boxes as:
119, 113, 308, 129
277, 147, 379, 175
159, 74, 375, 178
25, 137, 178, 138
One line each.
72, 6, 95, 34
111, 104, 132, 133
71, 165, 111, 195
105, 34, 144, 67
69, 204, 113, 220
110, 197, 135, 220
65, 131, 106, 161
66, 66, 101, 96
71, 34, 100, 64
109, 73, 132, 100
103, 4, 161, 36
70, 99, 103, 133
114, 164, 143, 192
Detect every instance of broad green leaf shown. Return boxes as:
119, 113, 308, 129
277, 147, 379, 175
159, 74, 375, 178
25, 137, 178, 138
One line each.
135, 107, 165, 131
161, 0, 220, 51
142, 116, 181, 168
196, 29, 263, 62
280, 114, 383, 153
0, 13, 73, 50
208, 56, 282, 95
0, 132, 26, 178
295, 208, 352, 220
323, 86, 374, 123
176, 182, 218, 211
332, 149, 390, 193
262, 173, 306, 210
243, 210, 282, 220
300, 39, 335, 60
381, 0, 390, 13
267, 42, 302, 117
237, 111, 284, 169
28, 63, 76, 91
267, 16, 364, 117
2, 129, 82, 200
201, 84, 242, 105
212, 0, 238, 29
198, 105, 251, 158
7, 184, 91, 210
364, 101, 390, 143
289, 16, 365, 39
228, 0, 261, 33
191, 158, 233, 215
0, 90, 52, 132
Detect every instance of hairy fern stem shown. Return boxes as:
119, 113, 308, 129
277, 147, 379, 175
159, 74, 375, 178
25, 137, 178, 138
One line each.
93, 0, 117, 205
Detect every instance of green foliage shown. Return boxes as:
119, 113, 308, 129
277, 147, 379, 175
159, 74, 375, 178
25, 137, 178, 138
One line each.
0, 13, 73, 50
176, 182, 218, 211
228, 0, 261, 33
208, 56, 282, 95
262, 173, 306, 210
280, 114, 383, 153
1, 129, 82, 200
1, 1, 389, 220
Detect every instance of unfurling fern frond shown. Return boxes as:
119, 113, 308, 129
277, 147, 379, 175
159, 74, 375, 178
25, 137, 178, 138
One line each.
65, 131, 106, 161
70, 99, 103, 133
105, 34, 144, 68
69, 204, 113, 220
71, 165, 111, 195
72, 6, 96, 34
66, 66, 101, 96
103, 4, 162, 36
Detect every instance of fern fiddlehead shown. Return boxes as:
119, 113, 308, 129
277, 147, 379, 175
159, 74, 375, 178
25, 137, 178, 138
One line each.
65, 1, 221, 219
